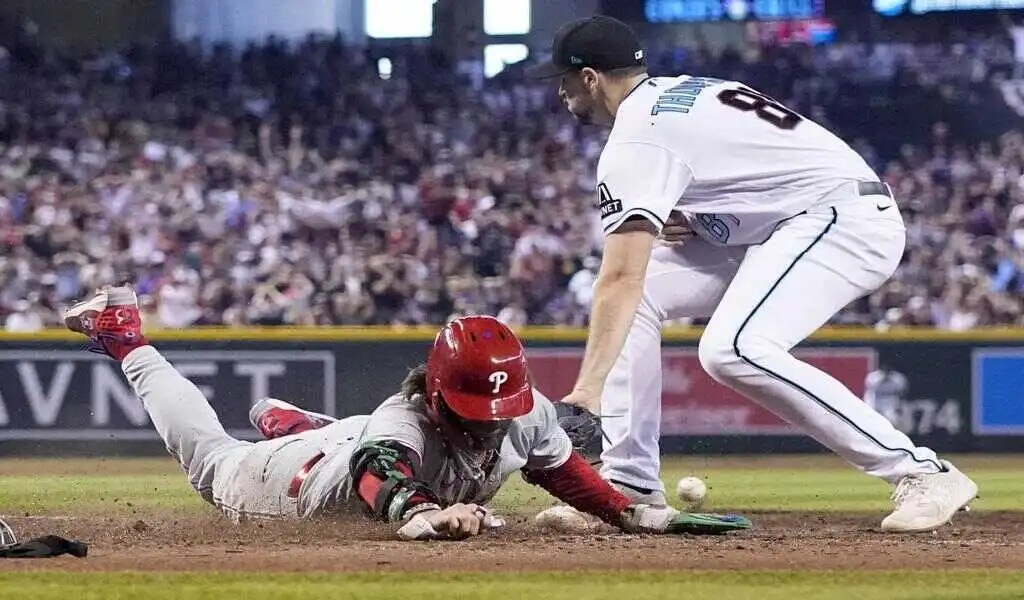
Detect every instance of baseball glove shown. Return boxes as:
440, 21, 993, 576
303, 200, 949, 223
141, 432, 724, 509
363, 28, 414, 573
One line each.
554, 402, 603, 463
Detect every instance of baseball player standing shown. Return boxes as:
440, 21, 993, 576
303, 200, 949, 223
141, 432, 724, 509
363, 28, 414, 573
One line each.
527, 16, 977, 532
63, 286, 749, 540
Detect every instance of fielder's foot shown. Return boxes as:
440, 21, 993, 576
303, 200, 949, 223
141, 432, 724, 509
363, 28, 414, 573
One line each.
63, 286, 146, 361
249, 397, 336, 440
880, 460, 978, 533
610, 479, 669, 507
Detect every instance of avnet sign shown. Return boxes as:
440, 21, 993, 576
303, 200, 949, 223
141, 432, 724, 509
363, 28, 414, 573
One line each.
0, 350, 335, 441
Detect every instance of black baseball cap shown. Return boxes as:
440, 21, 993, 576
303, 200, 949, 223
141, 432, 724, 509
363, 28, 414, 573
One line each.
525, 15, 647, 80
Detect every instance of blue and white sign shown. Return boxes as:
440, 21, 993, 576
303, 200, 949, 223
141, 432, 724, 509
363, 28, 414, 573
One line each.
972, 349, 1024, 435
646, 0, 824, 23
875, 0, 1024, 16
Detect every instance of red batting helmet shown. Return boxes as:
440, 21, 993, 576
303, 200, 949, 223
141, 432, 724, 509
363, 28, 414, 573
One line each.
424, 316, 534, 480
426, 315, 534, 421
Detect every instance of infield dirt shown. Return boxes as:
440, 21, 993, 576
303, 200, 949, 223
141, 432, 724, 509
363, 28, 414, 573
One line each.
1, 457, 1020, 573
0, 509, 1017, 572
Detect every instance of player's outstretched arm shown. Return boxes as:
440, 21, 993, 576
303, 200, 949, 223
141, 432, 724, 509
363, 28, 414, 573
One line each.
522, 398, 750, 536
564, 140, 693, 414
563, 220, 657, 414
522, 451, 750, 535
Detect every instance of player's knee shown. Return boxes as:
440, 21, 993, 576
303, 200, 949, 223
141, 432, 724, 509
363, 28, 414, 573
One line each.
697, 331, 744, 383
699, 327, 785, 383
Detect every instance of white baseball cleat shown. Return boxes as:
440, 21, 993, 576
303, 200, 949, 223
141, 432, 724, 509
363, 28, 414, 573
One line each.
609, 479, 669, 507
880, 460, 979, 533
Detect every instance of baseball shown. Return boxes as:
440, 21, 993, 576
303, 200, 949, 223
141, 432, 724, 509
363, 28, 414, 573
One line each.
676, 476, 707, 508
534, 505, 600, 534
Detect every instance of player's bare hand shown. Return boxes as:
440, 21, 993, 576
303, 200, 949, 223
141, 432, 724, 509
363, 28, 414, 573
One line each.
427, 503, 484, 539
561, 388, 601, 416
658, 211, 695, 246
397, 504, 506, 541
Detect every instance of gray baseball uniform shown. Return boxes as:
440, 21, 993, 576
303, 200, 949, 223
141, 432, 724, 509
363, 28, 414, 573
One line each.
122, 345, 572, 522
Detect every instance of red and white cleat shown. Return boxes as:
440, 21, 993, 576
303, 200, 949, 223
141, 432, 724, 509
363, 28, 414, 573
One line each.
63, 286, 148, 361
249, 397, 336, 440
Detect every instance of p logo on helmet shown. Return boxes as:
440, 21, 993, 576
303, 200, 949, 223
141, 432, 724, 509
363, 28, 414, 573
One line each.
488, 371, 509, 394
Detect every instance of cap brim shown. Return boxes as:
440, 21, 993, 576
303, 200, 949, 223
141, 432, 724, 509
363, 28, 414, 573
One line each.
443, 384, 535, 421
524, 60, 570, 80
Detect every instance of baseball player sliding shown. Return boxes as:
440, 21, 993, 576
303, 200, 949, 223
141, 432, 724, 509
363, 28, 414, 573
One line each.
528, 16, 978, 532
63, 286, 750, 540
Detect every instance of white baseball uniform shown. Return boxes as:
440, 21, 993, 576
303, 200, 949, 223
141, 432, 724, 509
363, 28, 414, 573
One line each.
596, 75, 943, 493
121, 345, 571, 521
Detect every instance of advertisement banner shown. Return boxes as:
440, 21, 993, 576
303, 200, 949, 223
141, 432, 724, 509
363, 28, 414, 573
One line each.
870, 345, 971, 441
0, 349, 335, 441
527, 347, 875, 435
873, 0, 1024, 16
971, 349, 1024, 436
0, 332, 1020, 454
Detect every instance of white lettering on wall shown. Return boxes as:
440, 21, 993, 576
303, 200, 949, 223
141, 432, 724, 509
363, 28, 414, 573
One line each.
17, 361, 74, 426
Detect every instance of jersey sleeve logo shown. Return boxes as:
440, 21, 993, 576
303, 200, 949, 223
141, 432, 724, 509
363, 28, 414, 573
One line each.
597, 183, 623, 218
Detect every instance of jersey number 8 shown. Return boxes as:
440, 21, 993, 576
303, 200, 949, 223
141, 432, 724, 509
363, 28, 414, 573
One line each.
717, 87, 802, 131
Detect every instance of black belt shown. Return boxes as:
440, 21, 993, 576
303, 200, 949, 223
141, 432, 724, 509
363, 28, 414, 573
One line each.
857, 181, 892, 199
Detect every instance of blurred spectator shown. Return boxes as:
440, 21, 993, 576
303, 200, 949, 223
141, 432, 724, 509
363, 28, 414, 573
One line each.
1005, 14, 1024, 79
567, 255, 601, 313
158, 269, 201, 329
0, 32, 1019, 331
5, 299, 42, 332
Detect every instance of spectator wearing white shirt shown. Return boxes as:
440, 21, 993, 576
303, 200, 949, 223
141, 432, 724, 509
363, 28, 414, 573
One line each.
1006, 15, 1024, 79
5, 300, 42, 332
567, 255, 601, 312
157, 269, 201, 329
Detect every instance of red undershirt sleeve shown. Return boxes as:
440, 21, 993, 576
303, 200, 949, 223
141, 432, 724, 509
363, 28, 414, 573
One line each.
522, 451, 632, 525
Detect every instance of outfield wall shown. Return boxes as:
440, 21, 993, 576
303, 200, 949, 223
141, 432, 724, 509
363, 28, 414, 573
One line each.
0, 327, 1021, 456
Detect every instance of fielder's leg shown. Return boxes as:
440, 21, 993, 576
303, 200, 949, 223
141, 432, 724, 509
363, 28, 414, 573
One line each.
599, 240, 745, 500
697, 190, 976, 531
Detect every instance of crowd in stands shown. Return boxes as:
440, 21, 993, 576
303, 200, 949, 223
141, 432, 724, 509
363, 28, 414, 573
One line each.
0, 25, 1021, 332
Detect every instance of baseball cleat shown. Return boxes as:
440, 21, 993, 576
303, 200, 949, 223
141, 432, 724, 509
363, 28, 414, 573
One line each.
609, 479, 669, 507
249, 397, 336, 440
0, 518, 16, 548
880, 460, 979, 533
666, 512, 752, 535
63, 286, 146, 361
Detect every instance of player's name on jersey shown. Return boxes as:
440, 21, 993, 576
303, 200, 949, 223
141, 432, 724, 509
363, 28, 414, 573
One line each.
651, 77, 722, 116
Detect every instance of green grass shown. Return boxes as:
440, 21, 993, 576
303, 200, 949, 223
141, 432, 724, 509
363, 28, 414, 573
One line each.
0, 571, 1021, 600
2, 455, 1022, 515
0, 475, 197, 514
1, 456, 1021, 595
501, 454, 1024, 514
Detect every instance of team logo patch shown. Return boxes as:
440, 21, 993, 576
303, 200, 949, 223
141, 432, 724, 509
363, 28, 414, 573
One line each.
597, 184, 623, 218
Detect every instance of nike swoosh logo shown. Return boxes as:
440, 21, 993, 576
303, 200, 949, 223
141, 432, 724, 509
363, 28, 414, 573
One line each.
876, 204, 893, 211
